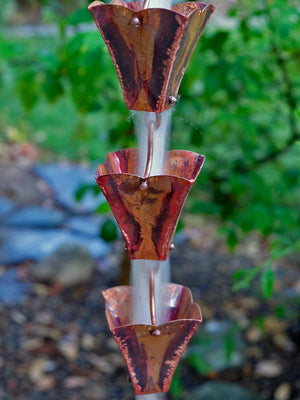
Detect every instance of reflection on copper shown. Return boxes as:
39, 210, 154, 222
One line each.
102, 284, 202, 395
89, 1, 215, 112
95, 148, 205, 260
149, 269, 157, 326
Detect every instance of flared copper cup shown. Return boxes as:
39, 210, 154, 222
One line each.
95, 148, 204, 260
102, 284, 202, 394
89, 1, 215, 112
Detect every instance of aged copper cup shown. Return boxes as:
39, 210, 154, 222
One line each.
95, 148, 205, 260
89, 1, 215, 112
102, 283, 202, 394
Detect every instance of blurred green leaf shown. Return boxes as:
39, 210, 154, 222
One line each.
186, 353, 213, 375
100, 219, 118, 243
261, 267, 275, 299
233, 267, 260, 291
169, 368, 183, 400
96, 201, 111, 214
75, 184, 100, 202
67, 7, 92, 25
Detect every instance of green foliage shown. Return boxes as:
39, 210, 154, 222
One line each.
233, 237, 300, 298
0, 0, 299, 257
169, 368, 183, 400
100, 219, 118, 242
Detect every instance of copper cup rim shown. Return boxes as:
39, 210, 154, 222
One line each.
102, 283, 203, 329
89, 1, 215, 20
95, 148, 205, 184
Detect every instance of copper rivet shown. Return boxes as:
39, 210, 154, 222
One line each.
131, 17, 141, 28
170, 243, 175, 250
151, 329, 161, 336
168, 96, 177, 104
139, 180, 148, 191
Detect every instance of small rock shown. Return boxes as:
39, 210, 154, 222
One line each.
58, 335, 79, 362
274, 383, 291, 400
29, 358, 48, 382
63, 376, 89, 389
81, 333, 96, 351
30, 244, 94, 287
239, 297, 260, 311
11, 310, 27, 325
84, 383, 108, 400
190, 382, 264, 400
27, 325, 62, 341
34, 311, 54, 326
246, 326, 263, 343
88, 354, 116, 374
264, 317, 287, 334
247, 346, 263, 359
255, 360, 283, 378
273, 333, 295, 352
22, 338, 44, 352
35, 375, 55, 391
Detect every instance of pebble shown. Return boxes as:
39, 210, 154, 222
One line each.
255, 360, 283, 378
11, 310, 27, 325
88, 354, 116, 374
58, 335, 79, 362
247, 346, 263, 359
81, 333, 96, 351
274, 383, 291, 400
273, 333, 295, 352
84, 383, 108, 400
246, 326, 263, 343
29, 357, 49, 382
22, 338, 44, 352
63, 376, 89, 389
264, 317, 287, 334
35, 375, 55, 391
30, 243, 95, 287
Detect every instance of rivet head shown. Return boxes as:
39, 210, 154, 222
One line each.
168, 96, 177, 105
151, 329, 161, 336
139, 180, 148, 191
131, 17, 141, 28
170, 243, 175, 251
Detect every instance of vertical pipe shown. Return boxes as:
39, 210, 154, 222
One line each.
132, 1, 174, 398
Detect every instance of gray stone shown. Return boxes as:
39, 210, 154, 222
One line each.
66, 215, 104, 237
34, 163, 104, 213
0, 197, 15, 218
190, 382, 264, 400
187, 320, 246, 372
0, 268, 31, 305
2, 206, 66, 228
0, 228, 110, 264
30, 244, 94, 286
